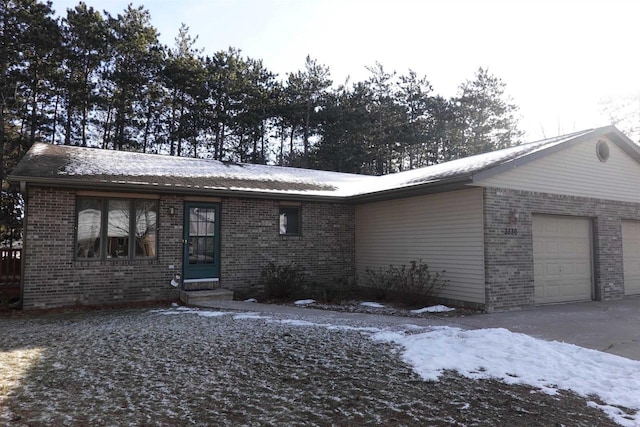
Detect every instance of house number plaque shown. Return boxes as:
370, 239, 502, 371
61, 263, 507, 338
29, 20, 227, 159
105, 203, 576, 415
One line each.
504, 208, 519, 235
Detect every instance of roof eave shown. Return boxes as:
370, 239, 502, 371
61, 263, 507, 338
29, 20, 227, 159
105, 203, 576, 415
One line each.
347, 175, 474, 203
7, 175, 351, 203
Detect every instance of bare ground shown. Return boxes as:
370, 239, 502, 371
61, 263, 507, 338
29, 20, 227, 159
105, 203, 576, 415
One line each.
0, 306, 619, 426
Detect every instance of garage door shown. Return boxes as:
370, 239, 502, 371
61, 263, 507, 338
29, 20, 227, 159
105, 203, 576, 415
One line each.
532, 215, 592, 304
622, 221, 640, 295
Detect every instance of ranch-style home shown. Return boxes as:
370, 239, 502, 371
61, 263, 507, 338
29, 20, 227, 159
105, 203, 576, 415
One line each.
9, 125, 640, 312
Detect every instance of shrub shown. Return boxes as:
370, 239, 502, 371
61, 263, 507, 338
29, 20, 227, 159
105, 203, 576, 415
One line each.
364, 260, 448, 305
259, 262, 306, 299
319, 276, 356, 304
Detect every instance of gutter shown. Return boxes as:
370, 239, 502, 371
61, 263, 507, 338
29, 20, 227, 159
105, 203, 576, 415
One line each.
346, 175, 474, 204
8, 174, 476, 204
7, 175, 352, 204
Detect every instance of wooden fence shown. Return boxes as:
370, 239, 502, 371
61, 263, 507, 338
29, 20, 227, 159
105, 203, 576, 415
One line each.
0, 248, 21, 283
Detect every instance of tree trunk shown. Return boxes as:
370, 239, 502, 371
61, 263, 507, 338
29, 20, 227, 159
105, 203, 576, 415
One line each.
51, 91, 60, 144
64, 99, 73, 145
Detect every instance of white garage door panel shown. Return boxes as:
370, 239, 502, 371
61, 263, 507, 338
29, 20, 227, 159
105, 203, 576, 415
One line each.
622, 221, 640, 295
533, 215, 592, 304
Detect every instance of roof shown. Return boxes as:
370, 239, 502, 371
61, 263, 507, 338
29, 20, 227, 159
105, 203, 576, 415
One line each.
9, 125, 638, 202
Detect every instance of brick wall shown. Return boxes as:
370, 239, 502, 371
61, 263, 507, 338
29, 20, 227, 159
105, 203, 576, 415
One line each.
22, 187, 182, 309
220, 198, 355, 294
484, 187, 639, 311
22, 186, 355, 308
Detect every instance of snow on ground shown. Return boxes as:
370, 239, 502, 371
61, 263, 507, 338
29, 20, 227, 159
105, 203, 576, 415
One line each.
373, 326, 640, 426
160, 306, 640, 426
1, 306, 637, 426
410, 305, 455, 314
293, 299, 315, 305
360, 301, 385, 308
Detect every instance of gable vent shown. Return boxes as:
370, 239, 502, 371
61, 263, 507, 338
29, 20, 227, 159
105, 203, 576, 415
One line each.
596, 140, 610, 162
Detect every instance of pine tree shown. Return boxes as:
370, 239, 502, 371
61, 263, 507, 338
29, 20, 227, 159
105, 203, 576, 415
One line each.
60, 2, 108, 146
284, 56, 332, 167
164, 24, 205, 156
365, 62, 404, 174
311, 81, 374, 174
452, 67, 522, 158
103, 4, 163, 151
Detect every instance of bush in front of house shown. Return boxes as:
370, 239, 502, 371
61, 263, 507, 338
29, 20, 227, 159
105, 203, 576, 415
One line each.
318, 276, 357, 304
259, 262, 307, 299
364, 260, 448, 306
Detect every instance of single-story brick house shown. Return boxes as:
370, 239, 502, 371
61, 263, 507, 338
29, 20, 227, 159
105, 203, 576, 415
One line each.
9, 125, 640, 311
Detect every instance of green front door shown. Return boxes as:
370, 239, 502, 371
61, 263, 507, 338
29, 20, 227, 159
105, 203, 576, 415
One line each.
183, 203, 220, 281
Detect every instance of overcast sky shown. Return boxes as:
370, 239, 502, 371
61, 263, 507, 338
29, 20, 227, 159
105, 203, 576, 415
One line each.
51, 0, 640, 141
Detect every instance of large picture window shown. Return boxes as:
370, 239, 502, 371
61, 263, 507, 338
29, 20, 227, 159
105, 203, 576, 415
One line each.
76, 197, 158, 260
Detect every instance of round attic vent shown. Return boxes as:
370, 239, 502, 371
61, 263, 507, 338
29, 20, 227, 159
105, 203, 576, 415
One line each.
596, 140, 610, 162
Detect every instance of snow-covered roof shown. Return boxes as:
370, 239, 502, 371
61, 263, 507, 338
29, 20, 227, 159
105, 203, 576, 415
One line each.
9, 126, 633, 200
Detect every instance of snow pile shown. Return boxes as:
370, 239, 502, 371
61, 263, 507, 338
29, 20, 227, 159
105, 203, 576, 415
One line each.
232, 312, 270, 320
410, 305, 455, 314
360, 302, 385, 308
294, 299, 316, 305
153, 307, 229, 317
372, 326, 640, 426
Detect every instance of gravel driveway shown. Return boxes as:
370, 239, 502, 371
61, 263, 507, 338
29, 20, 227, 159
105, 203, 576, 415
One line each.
0, 306, 622, 426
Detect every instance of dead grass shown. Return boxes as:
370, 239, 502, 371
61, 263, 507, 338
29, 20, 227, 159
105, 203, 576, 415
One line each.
0, 307, 617, 426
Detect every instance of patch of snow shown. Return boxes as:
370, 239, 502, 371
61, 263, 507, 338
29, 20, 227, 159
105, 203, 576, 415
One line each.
233, 313, 271, 320
153, 307, 229, 318
360, 302, 385, 308
244, 298, 258, 303
29, 143, 48, 156
55, 143, 371, 197
195, 311, 229, 318
588, 402, 637, 427
271, 319, 330, 328
294, 299, 315, 305
410, 305, 455, 314
372, 326, 640, 426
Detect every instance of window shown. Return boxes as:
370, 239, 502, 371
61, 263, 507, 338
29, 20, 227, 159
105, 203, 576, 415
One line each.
76, 197, 158, 260
279, 206, 300, 235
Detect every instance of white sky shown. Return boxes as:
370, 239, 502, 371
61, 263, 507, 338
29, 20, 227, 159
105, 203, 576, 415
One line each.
51, 0, 640, 141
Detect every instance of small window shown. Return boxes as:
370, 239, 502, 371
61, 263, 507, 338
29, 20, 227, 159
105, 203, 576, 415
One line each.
279, 207, 300, 235
76, 197, 158, 260
596, 140, 610, 162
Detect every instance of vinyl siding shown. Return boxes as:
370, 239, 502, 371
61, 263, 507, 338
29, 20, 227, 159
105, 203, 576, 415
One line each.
355, 188, 485, 304
475, 137, 640, 203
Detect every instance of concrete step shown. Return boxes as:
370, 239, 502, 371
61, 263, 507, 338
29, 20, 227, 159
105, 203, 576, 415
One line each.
180, 289, 234, 306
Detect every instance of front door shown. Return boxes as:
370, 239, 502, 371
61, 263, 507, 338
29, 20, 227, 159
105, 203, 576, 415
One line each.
183, 203, 220, 283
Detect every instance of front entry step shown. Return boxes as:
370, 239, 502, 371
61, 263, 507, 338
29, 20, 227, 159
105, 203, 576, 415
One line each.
180, 289, 234, 306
